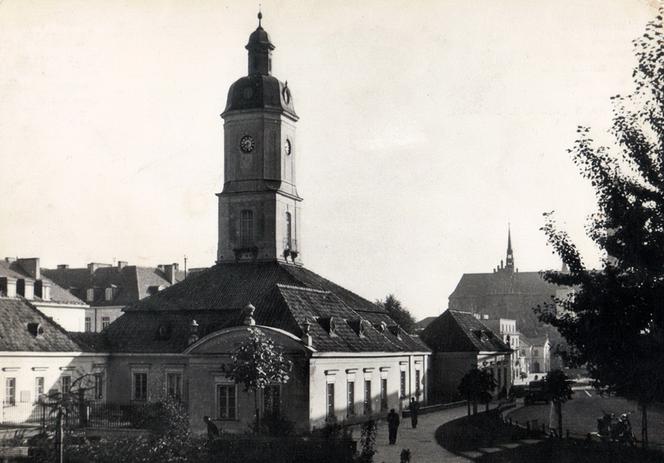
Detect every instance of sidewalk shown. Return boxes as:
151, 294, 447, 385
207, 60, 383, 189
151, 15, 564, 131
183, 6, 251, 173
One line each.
370, 404, 473, 463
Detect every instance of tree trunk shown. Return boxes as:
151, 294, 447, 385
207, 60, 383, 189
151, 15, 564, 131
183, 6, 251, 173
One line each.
467, 400, 471, 416
485, 401, 489, 412
641, 403, 648, 448
254, 389, 260, 433
472, 401, 477, 415
556, 401, 563, 438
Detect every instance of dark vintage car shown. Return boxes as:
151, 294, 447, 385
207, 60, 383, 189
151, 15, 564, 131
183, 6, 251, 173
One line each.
524, 380, 551, 405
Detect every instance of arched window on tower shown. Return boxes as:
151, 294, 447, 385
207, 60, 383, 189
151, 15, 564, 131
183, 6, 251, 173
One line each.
240, 210, 254, 246
285, 212, 292, 249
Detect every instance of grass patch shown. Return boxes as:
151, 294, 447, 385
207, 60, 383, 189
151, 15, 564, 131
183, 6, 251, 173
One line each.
475, 438, 664, 463
435, 409, 532, 452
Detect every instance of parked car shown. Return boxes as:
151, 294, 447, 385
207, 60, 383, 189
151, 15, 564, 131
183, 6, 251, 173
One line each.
509, 384, 527, 399
524, 380, 550, 405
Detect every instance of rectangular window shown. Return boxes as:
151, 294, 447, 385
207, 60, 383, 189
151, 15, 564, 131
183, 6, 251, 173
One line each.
35, 377, 44, 400
400, 371, 406, 399
346, 380, 355, 417
133, 372, 148, 401
217, 384, 237, 420
5, 378, 16, 406
101, 317, 110, 330
380, 378, 388, 411
166, 373, 182, 401
263, 385, 280, 416
94, 373, 103, 400
85, 317, 91, 332
61, 375, 71, 394
363, 380, 372, 415
327, 383, 334, 418
415, 370, 421, 399
240, 210, 254, 246
326, 383, 335, 418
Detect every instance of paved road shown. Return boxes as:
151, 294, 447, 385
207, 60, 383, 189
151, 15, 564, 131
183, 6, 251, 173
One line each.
370, 405, 473, 463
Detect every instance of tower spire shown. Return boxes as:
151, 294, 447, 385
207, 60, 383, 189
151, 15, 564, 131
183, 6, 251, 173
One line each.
258, 7, 262, 27
505, 223, 515, 272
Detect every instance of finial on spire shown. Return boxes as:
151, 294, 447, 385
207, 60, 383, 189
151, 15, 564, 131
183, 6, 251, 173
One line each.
258, 6, 262, 27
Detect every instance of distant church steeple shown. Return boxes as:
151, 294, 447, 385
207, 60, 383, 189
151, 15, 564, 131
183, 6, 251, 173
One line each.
495, 224, 515, 274
505, 224, 515, 272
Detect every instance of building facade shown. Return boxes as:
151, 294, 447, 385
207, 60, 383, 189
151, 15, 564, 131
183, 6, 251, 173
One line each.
420, 310, 512, 403
6, 14, 429, 434
0, 297, 106, 425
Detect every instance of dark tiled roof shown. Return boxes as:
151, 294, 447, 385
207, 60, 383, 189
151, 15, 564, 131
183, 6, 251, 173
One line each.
0, 298, 82, 352
450, 271, 560, 299
0, 261, 85, 305
43, 265, 184, 307
123, 262, 383, 314
420, 310, 511, 353
102, 262, 429, 354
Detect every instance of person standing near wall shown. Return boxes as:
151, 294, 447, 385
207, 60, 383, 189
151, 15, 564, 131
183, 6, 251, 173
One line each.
409, 397, 419, 429
387, 408, 400, 445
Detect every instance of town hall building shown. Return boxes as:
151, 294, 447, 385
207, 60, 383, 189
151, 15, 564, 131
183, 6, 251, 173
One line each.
0, 14, 432, 433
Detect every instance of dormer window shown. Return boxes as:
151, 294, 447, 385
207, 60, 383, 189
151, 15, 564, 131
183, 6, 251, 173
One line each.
27, 322, 44, 337
318, 317, 338, 337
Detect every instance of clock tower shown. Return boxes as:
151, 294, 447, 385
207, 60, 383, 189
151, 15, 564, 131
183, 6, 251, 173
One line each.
217, 13, 302, 264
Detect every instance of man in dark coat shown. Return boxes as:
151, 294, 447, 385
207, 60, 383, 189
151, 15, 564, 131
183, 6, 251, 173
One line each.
387, 408, 400, 445
203, 415, 219, 440
409, 397, 419, 429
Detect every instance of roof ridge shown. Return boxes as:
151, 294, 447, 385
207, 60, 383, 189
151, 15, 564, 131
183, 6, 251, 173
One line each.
276, 283, 331, 294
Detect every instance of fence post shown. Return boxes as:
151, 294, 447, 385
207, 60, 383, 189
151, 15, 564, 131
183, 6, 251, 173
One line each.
566, 429, 570, 439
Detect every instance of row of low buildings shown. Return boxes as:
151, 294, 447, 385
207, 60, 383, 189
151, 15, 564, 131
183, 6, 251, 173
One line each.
0, 15, 558, 434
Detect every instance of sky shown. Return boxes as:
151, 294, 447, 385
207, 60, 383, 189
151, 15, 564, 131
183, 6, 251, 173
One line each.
0, 0, 658, 320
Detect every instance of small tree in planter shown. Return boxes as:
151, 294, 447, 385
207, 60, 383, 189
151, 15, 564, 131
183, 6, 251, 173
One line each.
226, 327, 292, 433
544, 369, 573, 438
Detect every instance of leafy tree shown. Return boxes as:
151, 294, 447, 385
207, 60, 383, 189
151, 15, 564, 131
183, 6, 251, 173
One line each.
458, 368, 496, 415
537, 12, 664, 448
226, 327, 293, 432
375, 294, 417, 333
544, 369, 573, 438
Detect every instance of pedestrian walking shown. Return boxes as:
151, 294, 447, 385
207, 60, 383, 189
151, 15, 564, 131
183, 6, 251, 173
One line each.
409, 397, 419, 429
387, 408, 400, 445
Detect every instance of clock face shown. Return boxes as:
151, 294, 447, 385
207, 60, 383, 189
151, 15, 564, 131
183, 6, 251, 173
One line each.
240, 135, 255, 153
284, 139, 292, 155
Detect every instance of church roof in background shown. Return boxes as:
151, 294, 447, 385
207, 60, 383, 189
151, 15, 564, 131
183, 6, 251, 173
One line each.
102, 262, 429, 354
0, 298, 83, 352
449, 271, 561, 299
420, 310, 511, 353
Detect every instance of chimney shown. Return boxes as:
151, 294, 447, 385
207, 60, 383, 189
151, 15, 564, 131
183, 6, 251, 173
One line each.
0, 277, 17, 298
164, 264, 177, 284
117, 261, 128, 269
17, 279, 34, 300
301, 320, 312, 347
34, 280, 51, 301
87, 263, 111, 274
16, 258, 40, 280
57, 264, 69, 270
